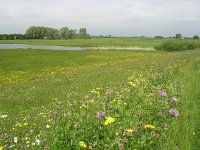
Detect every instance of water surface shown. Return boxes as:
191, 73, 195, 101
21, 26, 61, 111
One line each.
0, 44, 154, 50
0, 44, 86, 50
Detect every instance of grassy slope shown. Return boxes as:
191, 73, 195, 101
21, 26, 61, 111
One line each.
158, 55, 200, 150
0, 49, 200, 149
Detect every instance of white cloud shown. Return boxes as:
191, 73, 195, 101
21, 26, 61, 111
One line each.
0, 0, 199, 36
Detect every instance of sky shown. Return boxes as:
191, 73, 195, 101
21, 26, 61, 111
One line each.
0, 0, 199, 37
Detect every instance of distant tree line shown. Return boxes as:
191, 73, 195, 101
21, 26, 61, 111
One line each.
0, 34, 25, 40
154, 34, 199, 39
0, 26, 90, 40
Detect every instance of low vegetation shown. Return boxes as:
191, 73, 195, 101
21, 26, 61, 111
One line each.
155, 40, 200, 51
0, 49, 200, 149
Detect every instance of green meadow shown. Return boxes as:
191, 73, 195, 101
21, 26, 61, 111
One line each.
0, 38, 200, 48
0, 41, 200, 149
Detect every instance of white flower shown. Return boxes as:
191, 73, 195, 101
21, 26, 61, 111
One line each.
14, 137, 17, 143
36, 139, 41, 145
0, 115, 8, 118
46, 124, 50, 128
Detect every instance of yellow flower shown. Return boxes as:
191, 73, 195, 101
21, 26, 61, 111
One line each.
144, 124, 156, 129
126, 129, 133, 133
128, 81, 136, 87
24, 123, 28, 126
104, 117, 115, 126
16, 123, 22, 127
0, 146, 3, 150
115, 131, 119, 136
79, 141, 87, 148
125, 128, 134, 136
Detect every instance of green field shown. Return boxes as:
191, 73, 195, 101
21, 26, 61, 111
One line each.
0, 38, 200, 48
0, 47, 200, 149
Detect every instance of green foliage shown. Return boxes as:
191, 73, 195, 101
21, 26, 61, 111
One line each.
193, 35, 199, 39
155, 40, 199, 51
60, 27, 77, 39
0, 34, 25, 40
154, 36, 164, 39
175, 33, 182, 39
79, 28, 90, 39
25, 26, 59, 39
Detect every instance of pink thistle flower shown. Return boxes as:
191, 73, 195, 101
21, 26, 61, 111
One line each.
106, 89, 113, 94
160, 90, 167, 97
171, 97, 177, 102
96, 112, 105, 119
169, 109, 179, 117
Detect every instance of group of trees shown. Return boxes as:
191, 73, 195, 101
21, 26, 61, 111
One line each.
155, 34, 199, 39
0, 26, 90, 40
25, 26, 89, 39
0, 34, 25, 40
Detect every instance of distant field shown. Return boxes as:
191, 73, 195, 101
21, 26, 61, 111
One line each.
0, 49, 200, 149
0, 38, 199, 48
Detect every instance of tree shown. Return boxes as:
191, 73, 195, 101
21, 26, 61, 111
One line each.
60, 27, 70, 39
175, 33, 182, 39
79, 28, 89, 38
25, 26, 59, 39
60, 27, 77, 39
193, 35, 199, 39
68, 29, 77, 39
154, 36, 164, 39
45, 27, 59, 39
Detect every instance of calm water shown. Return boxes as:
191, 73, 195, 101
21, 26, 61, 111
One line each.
0, 44, 154, 51
0, 44, 88, 50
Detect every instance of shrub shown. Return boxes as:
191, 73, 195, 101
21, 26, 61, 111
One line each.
193, 35, 199, 39
155, 41, 198, 51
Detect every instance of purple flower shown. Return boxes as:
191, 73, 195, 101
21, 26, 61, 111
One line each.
106, 89, 113, 94
169, 109, 179, 117
96, 112, 105, 119
160, 90, 167, 97
171, 97, 177, 102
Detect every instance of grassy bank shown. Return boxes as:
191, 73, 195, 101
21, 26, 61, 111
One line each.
0, 49, 199, 149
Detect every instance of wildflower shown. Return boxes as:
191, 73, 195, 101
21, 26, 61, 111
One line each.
125, 129, 134, 136
106, 89, 113, 94
160, 90, 167, 97
79, 141, 87, 148
144, 124, 156, 129
115, 131, 119, 136
96, 112, 105, 119
169, 109, 179, 117
171, 97, 177, 102
128, 81, 136, 87
0, 146, 2, 150
104, 117, 115, 126
0, 115, 8, 118
36, 139, 41, 145
14, 137, 18, 143
46, 125, 50, 128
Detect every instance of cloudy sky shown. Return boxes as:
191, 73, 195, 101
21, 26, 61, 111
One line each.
0, 0, 199, 37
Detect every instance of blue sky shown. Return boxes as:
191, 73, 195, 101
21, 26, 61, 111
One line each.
0, 0, 199, 37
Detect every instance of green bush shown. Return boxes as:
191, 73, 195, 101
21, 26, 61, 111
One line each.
155, 41, 198, 51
